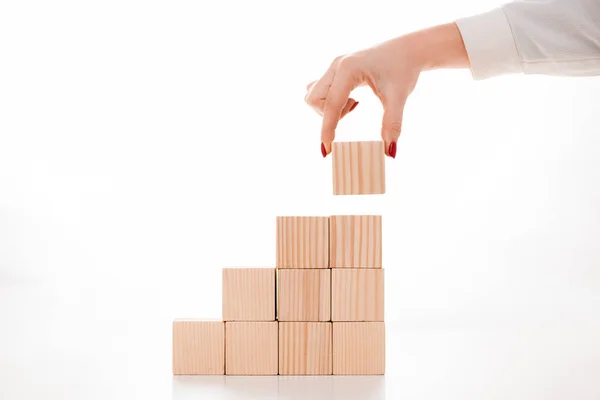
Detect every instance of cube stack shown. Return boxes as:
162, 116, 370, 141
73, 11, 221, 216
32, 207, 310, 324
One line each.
173, 140, 386, 376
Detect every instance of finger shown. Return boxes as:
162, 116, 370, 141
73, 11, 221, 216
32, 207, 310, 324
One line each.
306, 81, 316, 91
305, 58, 340, 115
320, 98, 359, 156
339, 98, 359, 119
321, 67, 357, 149
307, 96, 357, 119
380, 96, 406, 158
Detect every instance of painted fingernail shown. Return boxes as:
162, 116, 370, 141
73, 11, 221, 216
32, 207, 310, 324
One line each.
349, 101, 359, 112
321, 142, 327, 158
389, 141, 397, 158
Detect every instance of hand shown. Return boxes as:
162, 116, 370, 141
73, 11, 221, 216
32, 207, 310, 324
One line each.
305, 42, 420, 158
305, 22, 470, 158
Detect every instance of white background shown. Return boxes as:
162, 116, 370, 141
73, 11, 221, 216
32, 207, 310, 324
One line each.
2, 0, 600, 398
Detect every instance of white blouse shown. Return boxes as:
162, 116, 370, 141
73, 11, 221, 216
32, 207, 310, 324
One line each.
456, 0, 600, 79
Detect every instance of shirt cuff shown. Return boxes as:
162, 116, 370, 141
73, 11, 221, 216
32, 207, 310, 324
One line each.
455, 8, 522, 80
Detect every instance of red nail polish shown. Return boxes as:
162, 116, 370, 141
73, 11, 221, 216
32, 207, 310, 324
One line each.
389, 141, 397, 158
349, 101, 359, 112
321, 142, 327, 158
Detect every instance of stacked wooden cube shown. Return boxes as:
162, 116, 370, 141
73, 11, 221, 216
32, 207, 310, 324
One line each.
173, 141, 386, 376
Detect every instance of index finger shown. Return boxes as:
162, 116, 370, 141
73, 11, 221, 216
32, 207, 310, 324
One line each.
321, 69, 357, 145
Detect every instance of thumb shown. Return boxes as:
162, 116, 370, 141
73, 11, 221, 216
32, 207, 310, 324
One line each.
381, 100, 405, 158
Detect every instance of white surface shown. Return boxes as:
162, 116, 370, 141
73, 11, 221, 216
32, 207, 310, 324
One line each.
2, 0, 600, 398
2, 281, 600, 400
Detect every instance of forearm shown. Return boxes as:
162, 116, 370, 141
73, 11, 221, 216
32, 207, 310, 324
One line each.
404, 22, 471, 72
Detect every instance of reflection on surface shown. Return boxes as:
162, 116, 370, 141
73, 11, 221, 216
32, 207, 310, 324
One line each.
223, 376, 279, 398
172, 376, 226, 399
172, 375, 385, 400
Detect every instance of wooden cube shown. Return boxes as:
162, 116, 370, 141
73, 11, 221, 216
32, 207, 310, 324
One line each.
172, 319, 224, 375
332, 141, 385, 195
279, 322, 332, 375
276, 216, 329, 269
222, 268, 275, 321
333, 322, 385, 375
225, 322, 278, 375
330, 215, 382, 268
331, 269, 384, 321
278, 269, 330, 321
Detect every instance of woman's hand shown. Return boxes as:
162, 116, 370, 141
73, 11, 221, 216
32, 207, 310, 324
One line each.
305, 22, 470, 158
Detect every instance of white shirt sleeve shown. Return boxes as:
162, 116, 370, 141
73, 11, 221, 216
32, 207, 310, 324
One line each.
455, 0, 600, 79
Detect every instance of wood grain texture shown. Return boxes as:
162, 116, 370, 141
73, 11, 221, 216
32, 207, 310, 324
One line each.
225, 322, 278, 375
276, 216, 329, 269
278, 269, 330, 321
279, 322, 332, 375
332, 322, 385, 375
330, 215, 382, 268
332, 141, 385, 195
222, 268, 275, 321
331, 269, 384, 321
172, 320, 224, 375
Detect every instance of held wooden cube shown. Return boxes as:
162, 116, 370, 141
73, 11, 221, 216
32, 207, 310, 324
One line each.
222, 268, 275, 321
276, 216, 329, 269
172, 319, 224, 375
330, 215, 382, 268
332, 141, 385, 195
331, 269, 384, 321
279, 322, 332, 375
333, 322, 385, 375
225, 322, 278, 375
278, 269, 330, 321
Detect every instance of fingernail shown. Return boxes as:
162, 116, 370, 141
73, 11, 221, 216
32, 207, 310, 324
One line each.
349, 101, 359, 112
321, 142, 327, 158
388, 141, 397, 158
